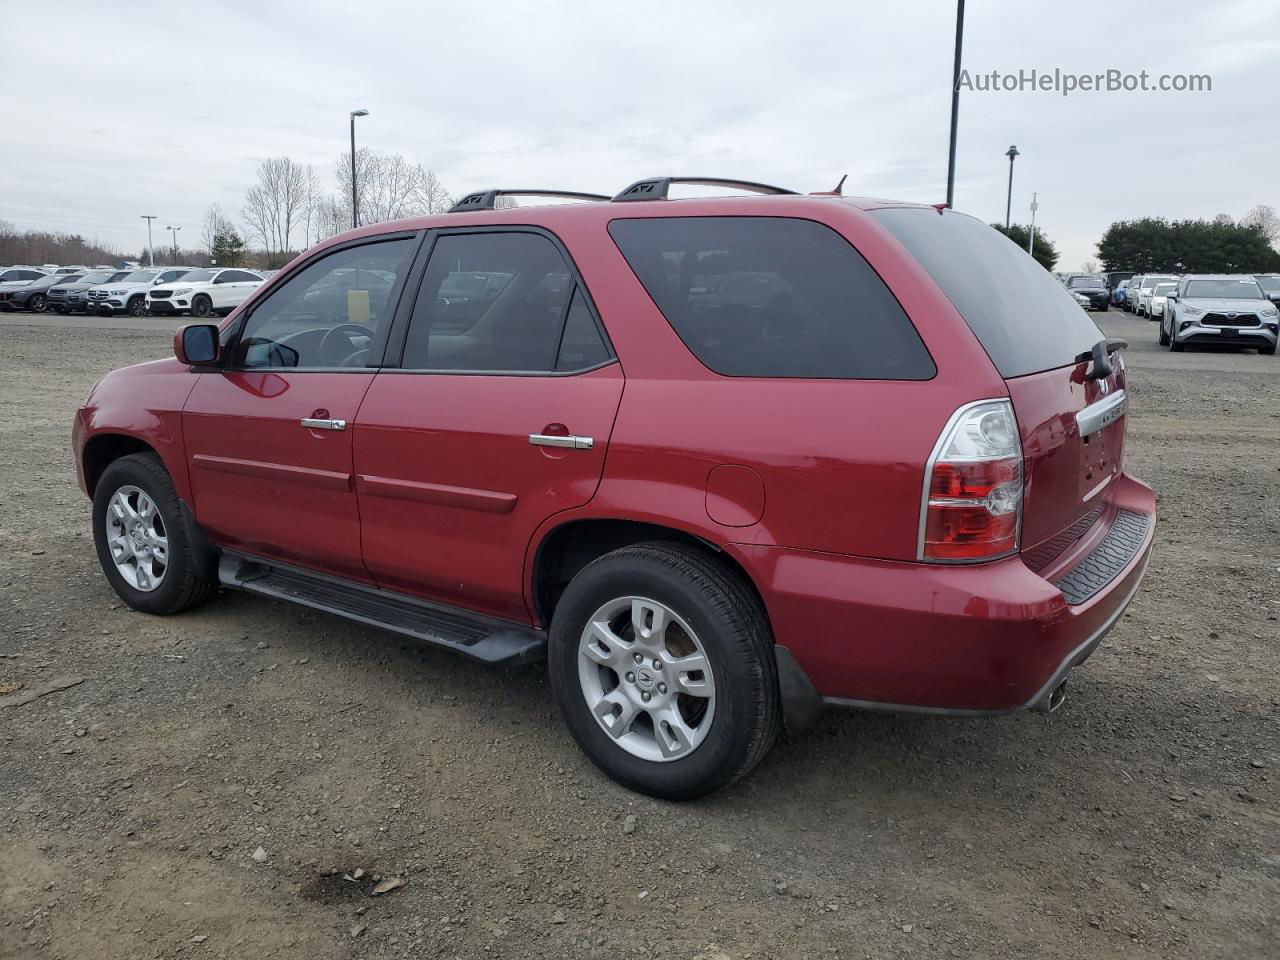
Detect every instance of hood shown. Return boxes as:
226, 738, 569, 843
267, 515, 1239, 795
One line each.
1181, 297, 1274, 312
51, 281, 99, 293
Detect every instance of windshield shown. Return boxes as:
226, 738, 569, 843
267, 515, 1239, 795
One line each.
1256, 276, 1280, 293
122, 270, 159, 283
872, 207, 1101, 378
1153, 283, 1178, 294
1141, 276, 1175, 290
178, 269, 216, 283
1068, 277, 1105, 289
1185, 278, 1265, 299
75, 272, 114, 284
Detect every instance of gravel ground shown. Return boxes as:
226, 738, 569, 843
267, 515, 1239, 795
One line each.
0, 309, 1276, 960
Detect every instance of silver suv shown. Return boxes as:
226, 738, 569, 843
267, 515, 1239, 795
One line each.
1160, 275, 1279, 354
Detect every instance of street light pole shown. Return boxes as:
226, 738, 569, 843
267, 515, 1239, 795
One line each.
1004, 145, 1019, 229
166, 226, 181, 265
349, 108, 369, 229
141, 215, 157, 267
1028, 192, 1038, 259
945, 0, 965, 208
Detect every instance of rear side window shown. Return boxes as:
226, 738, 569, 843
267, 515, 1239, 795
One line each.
608, 217, 935, 380
873, 208, 1102, 378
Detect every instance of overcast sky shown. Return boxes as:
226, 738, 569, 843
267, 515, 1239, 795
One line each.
2, 0, 1276, 268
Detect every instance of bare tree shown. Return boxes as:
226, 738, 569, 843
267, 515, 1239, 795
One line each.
302, 164, 321, 249
1081, 260, 1098, 275
201, 203, 232, 256
241, 156, 308, 261
332, 149, 453, 226
1243, 203, 1279, 246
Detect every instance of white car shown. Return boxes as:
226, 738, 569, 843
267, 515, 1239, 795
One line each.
87, 267, 194, 317
1147, 281, 1179, 321
146, 268, 265, 318
1135, 275, 1179, 318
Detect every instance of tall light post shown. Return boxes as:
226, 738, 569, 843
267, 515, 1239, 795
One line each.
350, 108, 369, 229
141, 215, 158, 267
944, 0, 965, 208
1004, 145, 1019, 229
166, 226, 181, 265
1028, 192, 1039, 259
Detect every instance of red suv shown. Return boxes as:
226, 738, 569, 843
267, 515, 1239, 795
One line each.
73, 178, 1155, 799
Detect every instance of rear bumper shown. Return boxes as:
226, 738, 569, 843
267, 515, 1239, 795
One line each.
742, 472, 1156, 713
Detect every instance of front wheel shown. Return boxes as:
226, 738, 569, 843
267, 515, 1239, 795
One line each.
548, 543, 780, 800
92, 453, 217, 615
1158, 318, 1170, 346
126, 296, 147, 317
191, 295, 213, 318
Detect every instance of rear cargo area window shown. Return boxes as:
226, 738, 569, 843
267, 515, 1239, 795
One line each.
608, 217, 935, 380
872, 207, 1102, 378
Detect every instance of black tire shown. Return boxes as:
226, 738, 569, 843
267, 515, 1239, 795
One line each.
1261, 341, 1277, 356
126, 296, 147, 317
92, 453, 217, 615
28, 293, 46, 313
548, 542, 781, 800
1170, 335, 1185, 352
1098, 303, 1108, 312
191, 295, 213, 318
53, 304, 68, 314
1158, 318, 1170, 346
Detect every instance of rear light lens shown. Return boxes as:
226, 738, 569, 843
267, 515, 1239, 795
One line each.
920, 399, 1023, 562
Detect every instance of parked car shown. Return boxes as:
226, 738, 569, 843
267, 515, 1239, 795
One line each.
146, 268, 265, 317
46, 270, 130, 314
1253, 274, 1280, 306
1147, 281, 1179, 322
1123, 275, 1143, 312
1111, 278, 1132, 307
1103, 271, 1135, 293
74, 182, 1156, 799
88, 267, 193, 317
1159, 275, 1279, 354
0, 267, 48, 284
0, 271, 84, 313
1134, 275, 1179, 318
1064, 275, 1109, 311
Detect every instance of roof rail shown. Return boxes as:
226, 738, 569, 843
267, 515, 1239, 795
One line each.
448, 189, 611, 213
612, 177, 799, 202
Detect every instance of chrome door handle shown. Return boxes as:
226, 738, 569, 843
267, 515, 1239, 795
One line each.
301, 417, 347, 431
529, 433, 594, 450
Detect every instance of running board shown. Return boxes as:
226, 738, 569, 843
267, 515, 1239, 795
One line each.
217, 554, 546, 664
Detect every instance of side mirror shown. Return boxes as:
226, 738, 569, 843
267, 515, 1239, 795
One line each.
175, 323, 220, 365
1166, 294, 1177, 302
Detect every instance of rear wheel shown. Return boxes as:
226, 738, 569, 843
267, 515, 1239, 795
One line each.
126, 296, 147, 317
28, 293, 46, 313
191, 295, 213, 318
549, 542, 780, 800
92, 453, 217, 615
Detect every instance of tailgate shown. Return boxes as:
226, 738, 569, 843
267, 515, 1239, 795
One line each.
1006, 356, 1127, 563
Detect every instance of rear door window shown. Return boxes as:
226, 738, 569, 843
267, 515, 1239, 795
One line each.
873, 208, 1101, 378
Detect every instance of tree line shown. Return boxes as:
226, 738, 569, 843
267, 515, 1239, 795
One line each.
1096, 205, 1280, 274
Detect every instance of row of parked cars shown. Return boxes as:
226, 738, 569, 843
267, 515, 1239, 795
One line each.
1062, 271, 1280, 354
0, 265, 267, 317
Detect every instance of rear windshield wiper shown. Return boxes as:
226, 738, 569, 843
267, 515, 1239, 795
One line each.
1076, 338, 1127, 380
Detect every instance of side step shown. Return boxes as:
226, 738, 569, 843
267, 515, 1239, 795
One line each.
218, 554, 546, 664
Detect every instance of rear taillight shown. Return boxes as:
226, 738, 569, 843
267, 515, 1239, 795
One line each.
919, 399, 1023, 562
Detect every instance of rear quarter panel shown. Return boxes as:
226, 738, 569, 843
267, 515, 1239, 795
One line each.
544, 198, 1007, 562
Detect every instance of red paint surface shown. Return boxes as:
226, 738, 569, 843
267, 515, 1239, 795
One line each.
75, 195, 1156, 710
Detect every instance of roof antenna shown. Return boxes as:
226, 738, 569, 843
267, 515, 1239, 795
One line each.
832, 174, 847, 195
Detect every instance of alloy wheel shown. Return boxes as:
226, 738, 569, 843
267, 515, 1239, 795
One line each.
103, 485, 168, 592
577, 596, 716, 762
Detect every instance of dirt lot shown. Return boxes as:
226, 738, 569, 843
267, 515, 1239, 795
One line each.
1, 309, 1276, 960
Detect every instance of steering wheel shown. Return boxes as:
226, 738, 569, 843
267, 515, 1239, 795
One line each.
318, 324, 373, 366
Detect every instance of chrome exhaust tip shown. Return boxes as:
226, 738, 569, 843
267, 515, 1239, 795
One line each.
1035, 679, 1068, 714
